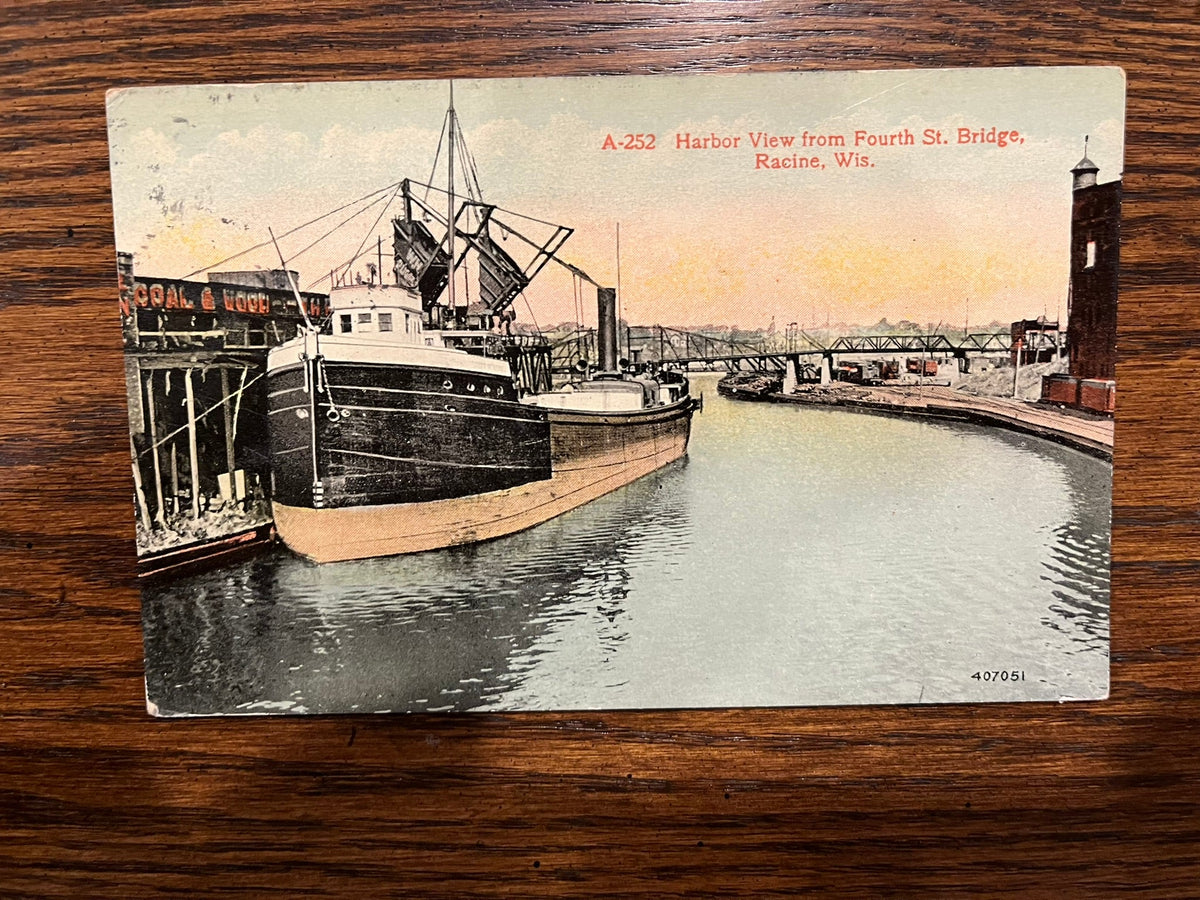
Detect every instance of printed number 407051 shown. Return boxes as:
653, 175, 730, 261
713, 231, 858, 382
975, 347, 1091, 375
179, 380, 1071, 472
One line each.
972, 670, 1026, 682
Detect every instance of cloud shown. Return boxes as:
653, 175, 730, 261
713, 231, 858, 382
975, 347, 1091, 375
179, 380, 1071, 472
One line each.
108, 72, 1124, 328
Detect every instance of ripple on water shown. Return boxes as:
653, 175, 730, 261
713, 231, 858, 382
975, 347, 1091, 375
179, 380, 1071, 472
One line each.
143, 379, 1110, 714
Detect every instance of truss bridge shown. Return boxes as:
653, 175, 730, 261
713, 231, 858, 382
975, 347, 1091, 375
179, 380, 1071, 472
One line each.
551, 324, 1018, 375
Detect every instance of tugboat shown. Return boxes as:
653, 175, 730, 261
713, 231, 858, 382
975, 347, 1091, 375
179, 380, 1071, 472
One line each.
266, 93, 698, 563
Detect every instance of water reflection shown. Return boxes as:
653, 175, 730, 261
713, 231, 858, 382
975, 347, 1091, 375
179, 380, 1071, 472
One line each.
143, 376, 1110, 714
143, 461, 692, 715
1040, 441, 1111, 655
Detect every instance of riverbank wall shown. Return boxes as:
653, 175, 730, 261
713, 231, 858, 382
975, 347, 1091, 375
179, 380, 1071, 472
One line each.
768, 384, 1114, 460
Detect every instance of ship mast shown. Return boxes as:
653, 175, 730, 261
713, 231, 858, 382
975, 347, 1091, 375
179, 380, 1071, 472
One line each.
447, 81, 456, 317
389, 88, 583, 335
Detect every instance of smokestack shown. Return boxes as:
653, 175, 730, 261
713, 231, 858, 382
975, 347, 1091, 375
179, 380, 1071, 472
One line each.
597, 286, 619, 374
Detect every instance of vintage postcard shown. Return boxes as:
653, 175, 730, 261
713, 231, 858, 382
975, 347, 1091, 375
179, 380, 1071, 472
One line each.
106, 68, 1123, 715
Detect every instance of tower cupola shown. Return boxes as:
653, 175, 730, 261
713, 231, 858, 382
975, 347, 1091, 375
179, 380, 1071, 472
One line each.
1071, 136, 1099, 191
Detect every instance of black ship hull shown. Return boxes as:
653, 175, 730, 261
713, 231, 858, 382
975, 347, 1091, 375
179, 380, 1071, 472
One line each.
268, 359, 551, 510
271, 391, 697, 563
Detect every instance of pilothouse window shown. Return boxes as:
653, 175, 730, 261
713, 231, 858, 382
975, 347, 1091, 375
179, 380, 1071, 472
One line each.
357, 312, 372, 333
339, 314, 352, 334
378, 313, 393, 332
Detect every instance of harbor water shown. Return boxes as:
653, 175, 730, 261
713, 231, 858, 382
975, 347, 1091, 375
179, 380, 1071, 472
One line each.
143, 373, 1110, 715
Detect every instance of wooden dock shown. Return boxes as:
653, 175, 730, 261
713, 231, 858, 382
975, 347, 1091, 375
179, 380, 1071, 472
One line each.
136, 522, 276, 580
771, 384, 1114, 460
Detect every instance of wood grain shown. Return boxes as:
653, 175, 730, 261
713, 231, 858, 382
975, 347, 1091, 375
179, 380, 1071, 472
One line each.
2, 1, 1199, 895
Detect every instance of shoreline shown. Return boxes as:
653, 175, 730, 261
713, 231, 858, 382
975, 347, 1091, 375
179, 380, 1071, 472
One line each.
760, 383, 1114, 461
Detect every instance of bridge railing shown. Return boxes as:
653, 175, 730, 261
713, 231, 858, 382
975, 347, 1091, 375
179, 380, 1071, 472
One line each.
548, 323, 1016, 374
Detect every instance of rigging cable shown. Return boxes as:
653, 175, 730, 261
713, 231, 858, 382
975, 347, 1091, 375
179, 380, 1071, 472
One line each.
574, 272, 583, 332
334, 180, 407, 288
453, 125, 484, 211
573, 273, 584, 363
179, 179, 405, 281
518, 289, 542, 339
405, 178, 567, 230
284, 193, 390, 269
136, 369, 266, 457
421, 109, 450, 207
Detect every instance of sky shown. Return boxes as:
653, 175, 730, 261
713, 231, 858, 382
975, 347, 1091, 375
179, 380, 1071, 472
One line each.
107, 68, 1125, 331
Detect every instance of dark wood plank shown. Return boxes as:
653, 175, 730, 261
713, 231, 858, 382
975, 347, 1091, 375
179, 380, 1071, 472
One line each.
2, 1, 1198, 895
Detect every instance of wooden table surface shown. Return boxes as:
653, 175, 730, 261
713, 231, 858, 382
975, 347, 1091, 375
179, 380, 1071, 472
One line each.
2, 2, 1198, 896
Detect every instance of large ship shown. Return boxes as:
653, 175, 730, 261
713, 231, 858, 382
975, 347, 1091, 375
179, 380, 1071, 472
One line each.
266, 97, 698, 563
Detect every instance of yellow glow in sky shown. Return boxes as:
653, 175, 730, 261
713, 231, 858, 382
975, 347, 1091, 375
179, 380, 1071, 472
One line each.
107, 69, 1125, 330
